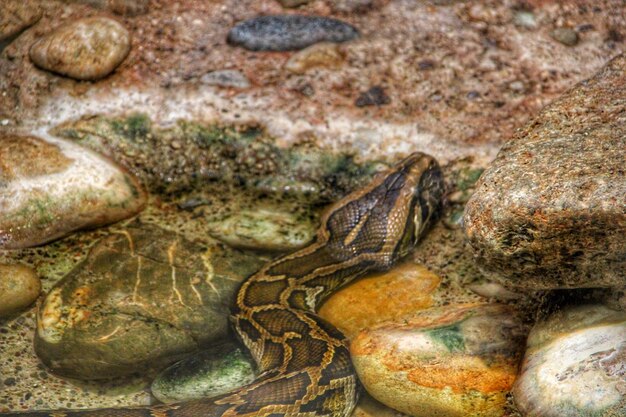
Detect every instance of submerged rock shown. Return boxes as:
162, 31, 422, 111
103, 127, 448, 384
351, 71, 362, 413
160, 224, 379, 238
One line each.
319, 262, 440, 338
0, 134, 145, 249
227, 15, 359, 51
151, 341, 256, 403
463, 53, 626, 289
52, 116, 388, 203
207, 206, 316, 251
0, 264, 41, 318
0, 0, 41, 41
284, 42, 345, 74
29, 17, 131, 80
513, 304, 626, 417
34, 224, 265, 379
351, 304, 527, 417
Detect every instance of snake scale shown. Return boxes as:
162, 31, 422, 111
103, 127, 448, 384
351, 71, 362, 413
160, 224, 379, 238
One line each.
7, 152, 444, 417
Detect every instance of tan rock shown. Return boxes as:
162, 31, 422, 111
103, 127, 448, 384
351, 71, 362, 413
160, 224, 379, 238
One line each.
463, 53, 626, 289
284, 42, 345, 74
0, 134, 146, 249
0, 264, 41, 317
30, 17, 131, 80
0, 0, 41, 41
319, 262, 440, 338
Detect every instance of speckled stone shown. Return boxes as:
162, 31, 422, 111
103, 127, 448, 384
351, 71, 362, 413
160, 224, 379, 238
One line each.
351, 304, 527, 417
319, 262, 440, 338
550, 27, 579, 46
200, 69, 251, 89
0, 264, 41, 318
0, 134, 146, 249
284, 42, 345, 74
34, 224, 264, 379
151, 341, 256, 403
463, 53, 626, 289
513, 304, 626, 417
0, 0, 41, 41
227, 15, 359, 51
30, 17, 131, 80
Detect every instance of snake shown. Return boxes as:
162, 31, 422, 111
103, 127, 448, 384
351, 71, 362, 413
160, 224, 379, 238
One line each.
7, 152, 444, 417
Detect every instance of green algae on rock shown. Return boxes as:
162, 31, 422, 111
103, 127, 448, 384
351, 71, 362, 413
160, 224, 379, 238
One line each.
151, 341, 256, 403
351, 303, 527, 417
34, 224, 265, 380
0, 134, 146, 249
513, 304, 626, 417
52, 115, 388, 202
0, 264, 41, 318
463, 53, 626, 289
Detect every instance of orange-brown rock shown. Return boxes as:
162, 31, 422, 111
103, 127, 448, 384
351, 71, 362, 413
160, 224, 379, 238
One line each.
351, 304, 527, 417
319, 262, 440, 338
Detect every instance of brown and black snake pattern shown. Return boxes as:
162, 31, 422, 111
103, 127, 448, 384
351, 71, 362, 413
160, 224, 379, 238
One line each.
6, 152, 444, 417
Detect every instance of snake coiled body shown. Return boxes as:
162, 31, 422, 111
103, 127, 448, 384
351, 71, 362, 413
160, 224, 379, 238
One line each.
8, 152, 444, 417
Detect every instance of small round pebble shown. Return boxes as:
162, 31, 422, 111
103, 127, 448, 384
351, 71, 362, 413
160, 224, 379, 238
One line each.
227, 15, 359, 51
30, 17, 131, 80
284, 42, 345, 74
0, 264, 41, 318
550, 27, 579, 46
200, 69, 251, 89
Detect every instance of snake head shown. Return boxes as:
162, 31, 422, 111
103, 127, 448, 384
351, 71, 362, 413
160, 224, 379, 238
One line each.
320, 152, 444, 270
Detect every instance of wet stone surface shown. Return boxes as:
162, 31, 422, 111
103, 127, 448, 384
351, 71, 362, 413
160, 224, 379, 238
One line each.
464, 53, 626, 290
29, 17, 131, 81
0, 264, 41, 318
227, 15, 359, 51
513, 304, 626, 417
34, 224, 264, 379
0, 133, 146, 249
351, 303, 528, 417
151, 341, 256, 403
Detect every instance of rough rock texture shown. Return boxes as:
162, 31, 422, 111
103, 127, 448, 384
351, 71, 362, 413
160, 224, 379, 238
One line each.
463, 53, 626, 289
319, 262, 440, 338
0, 133, 146, 249
351, 304, 527, 417
34, 224, 264, 379
30, 17, 131, 80
0, 264, 41, 318
0, 0, 41, 42
513, 304, 626, 417
227, 15, 359, 51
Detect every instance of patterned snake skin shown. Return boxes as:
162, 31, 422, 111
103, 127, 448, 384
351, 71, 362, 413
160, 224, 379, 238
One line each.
6, 152, 444, 417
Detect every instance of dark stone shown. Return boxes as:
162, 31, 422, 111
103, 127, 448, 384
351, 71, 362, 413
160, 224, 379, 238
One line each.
227, 15, 359, 51
355, 86, 391, 107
